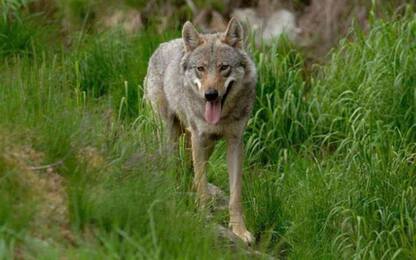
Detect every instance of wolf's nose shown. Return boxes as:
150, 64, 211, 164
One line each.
205, 89, 218, 101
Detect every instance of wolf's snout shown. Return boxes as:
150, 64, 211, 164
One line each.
204, 89, 219, 101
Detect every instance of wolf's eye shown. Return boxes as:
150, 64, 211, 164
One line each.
219, 64, 230, 71
196, 66, 205, 72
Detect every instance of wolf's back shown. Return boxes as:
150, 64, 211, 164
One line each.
144, 39, 185, 119
144, 39, 184, 98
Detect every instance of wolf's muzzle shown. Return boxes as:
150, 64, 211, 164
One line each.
205, 89, 219, 101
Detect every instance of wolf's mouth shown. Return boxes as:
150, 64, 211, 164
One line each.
221, 80, 234, 108
205, 100, 221, 125
204, 81, 234, 125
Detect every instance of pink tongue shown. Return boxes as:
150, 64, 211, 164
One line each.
204, 101, 221, 125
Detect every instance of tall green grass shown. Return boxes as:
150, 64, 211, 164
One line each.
246, 39, 315, 164
241, 13, 416, 259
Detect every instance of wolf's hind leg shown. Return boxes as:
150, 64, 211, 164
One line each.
182, 130, 193, 169
165, 115, 182, 155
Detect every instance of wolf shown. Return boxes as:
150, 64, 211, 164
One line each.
144, 18, 257, 244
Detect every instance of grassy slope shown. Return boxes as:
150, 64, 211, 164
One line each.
1, 6, 416, 259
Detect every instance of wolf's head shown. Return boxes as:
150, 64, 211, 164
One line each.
181, 18, 253, 125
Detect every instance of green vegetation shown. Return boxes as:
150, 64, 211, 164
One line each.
1, 1, 416, 258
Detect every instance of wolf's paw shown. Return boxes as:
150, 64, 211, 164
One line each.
231, 226, 255, 245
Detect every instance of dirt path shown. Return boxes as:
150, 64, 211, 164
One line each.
2, 142, 74, 246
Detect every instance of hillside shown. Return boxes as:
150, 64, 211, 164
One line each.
1, 1, 416, 258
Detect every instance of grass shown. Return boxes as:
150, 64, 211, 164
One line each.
1, 2, 416, 259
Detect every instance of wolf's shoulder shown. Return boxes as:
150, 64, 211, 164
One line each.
149, 38, 185, 67
158, 38, 184, 51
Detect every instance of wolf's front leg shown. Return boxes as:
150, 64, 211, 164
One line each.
191, 132, 215, 206
227, 137, 254, 245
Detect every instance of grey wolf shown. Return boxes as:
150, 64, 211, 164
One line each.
144, 18, 256, 244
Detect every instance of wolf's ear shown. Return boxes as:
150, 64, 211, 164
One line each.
182, 21, 202, 52
223, 18, 244, 48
